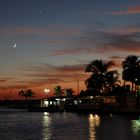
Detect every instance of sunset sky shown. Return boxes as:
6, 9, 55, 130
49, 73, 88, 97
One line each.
0, 0, 140, 99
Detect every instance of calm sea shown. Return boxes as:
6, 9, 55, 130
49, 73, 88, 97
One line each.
0, 109, 140, 140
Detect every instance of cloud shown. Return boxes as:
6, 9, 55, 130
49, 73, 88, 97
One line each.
111, 6, 140, 15
51, 47, 100, 56
56, 64, 86, 72
3, 23, 140, 92
103, 25, 140, 35
79, 9, 101, 15
20, 63, 86, 79
50, 26, 140, 57
0, 85, 27, 90
0, 77, 13, 84
16, 63, 89, 89
0, 79, 7, 83
51, 47, 84, 55
11, 26, 140, 90
109, 56, 123, 59
23, 78, 67, 87
103, 34, 140, 52
49, 29, 110, 56
109, 56, 123, 70
0, 25, 82, 36
21, 63, 86, 73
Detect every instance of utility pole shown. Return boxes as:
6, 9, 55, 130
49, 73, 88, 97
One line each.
77, 74, 80, 95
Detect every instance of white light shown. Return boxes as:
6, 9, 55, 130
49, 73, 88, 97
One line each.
131, 119, 140, 134
74, 100, 78, 104
90, 114, 94, 118
95, 114, 98, 118
90, 96, 93, 99
44, 101, 49, 107
79, 100, 81, 103
44, 89, 50, 93
55, 98, 60, 101
44, 112, 49, 116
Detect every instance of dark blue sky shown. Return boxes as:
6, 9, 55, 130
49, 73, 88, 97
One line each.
0, 0, 140, 99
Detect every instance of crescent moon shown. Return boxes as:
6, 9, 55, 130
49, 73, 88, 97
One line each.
13, 43, 17, 48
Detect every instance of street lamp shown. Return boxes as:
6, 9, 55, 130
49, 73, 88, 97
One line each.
44, 88, 50, 98
43, 88, 50, 107
135, 78, 138, 92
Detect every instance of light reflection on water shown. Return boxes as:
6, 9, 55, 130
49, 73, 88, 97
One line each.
131, 117, 140, 134
0, 110, 140, 140
42, 112, 51, 140
88, 114, 100, 140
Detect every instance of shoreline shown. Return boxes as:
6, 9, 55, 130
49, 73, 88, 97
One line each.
28, 107, 140, 115
0, 107, 140, 116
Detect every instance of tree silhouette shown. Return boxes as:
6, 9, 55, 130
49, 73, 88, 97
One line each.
105, 70, 121, 91
18, 89, 35, 99
85, 73, 102, 94
85, 60, 116, 94
64, 88, 74, 97
122, 55, 140, 91
54, 85, 64, 97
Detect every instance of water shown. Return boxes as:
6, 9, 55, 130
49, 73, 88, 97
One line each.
0, 109, 140, 140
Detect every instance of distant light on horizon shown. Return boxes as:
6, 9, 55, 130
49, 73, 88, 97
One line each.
44, 89, 50, 93
131, 118, 140, 134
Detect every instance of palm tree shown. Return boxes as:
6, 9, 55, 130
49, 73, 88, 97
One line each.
64, 88, 74, 97
85, 73, 103, 94
86, 60, 114, 74
85, 60, 115, 94
105, 70, 121, 91
54, 85, 64, 97
18, 89, 35, 99
122, 55, 140, 92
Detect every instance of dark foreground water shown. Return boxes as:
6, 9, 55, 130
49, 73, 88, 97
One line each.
0, 109, 140, 140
